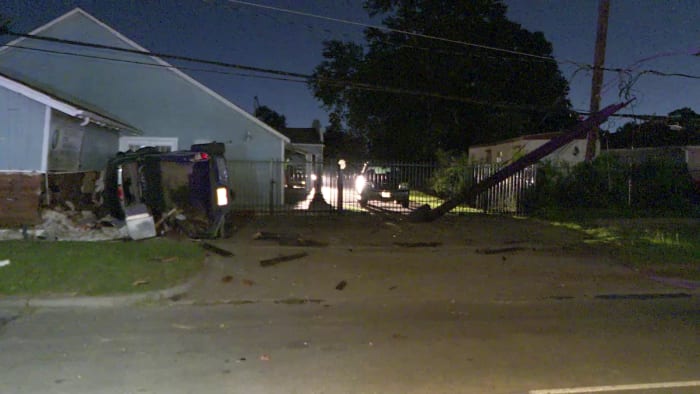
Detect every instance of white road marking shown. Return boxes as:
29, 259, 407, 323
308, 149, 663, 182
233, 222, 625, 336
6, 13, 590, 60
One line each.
529, 380, 700, 393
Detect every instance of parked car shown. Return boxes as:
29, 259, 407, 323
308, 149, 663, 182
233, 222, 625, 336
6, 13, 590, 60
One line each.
355, 163, 410, 208
102, 142, 232, 238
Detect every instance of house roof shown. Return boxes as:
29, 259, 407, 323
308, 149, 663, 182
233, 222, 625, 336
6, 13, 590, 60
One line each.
0, 70, 139, 133
469, 132, 586, 149
0, 7, 290, 144
281, 127, 323, 145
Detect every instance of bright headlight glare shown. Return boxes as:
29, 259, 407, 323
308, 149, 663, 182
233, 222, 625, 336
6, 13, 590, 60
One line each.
216, 187, 229, 206
355, 175, 366, 193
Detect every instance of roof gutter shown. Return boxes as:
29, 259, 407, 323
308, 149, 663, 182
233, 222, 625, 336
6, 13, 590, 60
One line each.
75, 110, 141, 135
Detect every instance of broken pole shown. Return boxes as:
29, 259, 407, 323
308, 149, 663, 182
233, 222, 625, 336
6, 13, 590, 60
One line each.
409, 100, 633, 222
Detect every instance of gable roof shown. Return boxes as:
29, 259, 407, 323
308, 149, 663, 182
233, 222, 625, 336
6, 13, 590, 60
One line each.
1, 7, 289, 143
0, 70, 138, 133
281, 127, 323, 145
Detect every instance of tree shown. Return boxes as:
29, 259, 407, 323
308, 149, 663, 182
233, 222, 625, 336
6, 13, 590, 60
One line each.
254, 105, 287, 131
604, 107, 700, 149
322, 112, 368, 163
309, 0, 575, 161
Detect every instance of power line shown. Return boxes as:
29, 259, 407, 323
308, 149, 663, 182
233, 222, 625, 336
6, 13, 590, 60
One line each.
225, 1, 700, 88
2, 44, 310, 84
2, 30, 311, 79
0, 40, 561, 112
227, 0, 564, 63
1, 32, 695, 118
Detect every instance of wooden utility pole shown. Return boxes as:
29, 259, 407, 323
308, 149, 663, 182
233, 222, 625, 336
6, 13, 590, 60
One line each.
585, 0, 611, 161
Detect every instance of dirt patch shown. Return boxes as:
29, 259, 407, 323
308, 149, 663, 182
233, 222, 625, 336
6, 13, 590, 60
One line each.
236, 213, 590, 251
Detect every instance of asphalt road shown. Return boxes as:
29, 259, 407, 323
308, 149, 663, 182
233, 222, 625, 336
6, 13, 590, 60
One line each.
1, 296, 697, 394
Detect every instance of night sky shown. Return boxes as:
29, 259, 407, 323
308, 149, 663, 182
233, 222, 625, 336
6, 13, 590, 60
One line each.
2, 0, 699, 132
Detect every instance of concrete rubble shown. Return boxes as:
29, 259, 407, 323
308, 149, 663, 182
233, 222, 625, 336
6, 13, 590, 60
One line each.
0, 207, 125, 241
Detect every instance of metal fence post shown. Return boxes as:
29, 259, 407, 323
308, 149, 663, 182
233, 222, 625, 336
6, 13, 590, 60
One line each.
337, 162, 344, 212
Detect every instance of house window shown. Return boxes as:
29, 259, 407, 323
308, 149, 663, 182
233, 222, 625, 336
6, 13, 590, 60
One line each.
119, 137, 178, 153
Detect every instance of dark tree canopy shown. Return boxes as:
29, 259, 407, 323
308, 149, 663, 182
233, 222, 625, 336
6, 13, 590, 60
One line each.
603, 107, 700, 149
254, 105, 287, 131
309, 0, 575, 161
323, 112, 368, 163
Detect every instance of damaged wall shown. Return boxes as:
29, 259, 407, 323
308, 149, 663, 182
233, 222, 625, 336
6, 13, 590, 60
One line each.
0, 172, 42, 226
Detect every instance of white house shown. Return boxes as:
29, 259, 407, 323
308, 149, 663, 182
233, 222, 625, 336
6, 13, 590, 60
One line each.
0, 8, 291, 211
468, 132, 597, 166
0, 71, 137, 225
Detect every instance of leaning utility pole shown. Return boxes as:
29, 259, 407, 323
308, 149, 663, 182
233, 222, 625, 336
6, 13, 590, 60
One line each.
585, 0, 611, 161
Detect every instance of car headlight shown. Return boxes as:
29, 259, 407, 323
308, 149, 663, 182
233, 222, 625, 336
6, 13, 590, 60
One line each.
355, 175, 366, 193
310, 174, 318, 181
216, 186, 229, 206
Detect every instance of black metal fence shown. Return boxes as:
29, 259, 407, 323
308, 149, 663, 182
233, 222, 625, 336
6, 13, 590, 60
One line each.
227, 160, 537, 216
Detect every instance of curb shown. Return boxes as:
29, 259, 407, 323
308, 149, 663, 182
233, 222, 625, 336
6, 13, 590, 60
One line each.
0, 279, 195, 309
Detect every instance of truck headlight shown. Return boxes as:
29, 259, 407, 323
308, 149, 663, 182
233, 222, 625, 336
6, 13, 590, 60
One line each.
216, 187, 229, 206
355, 175, 366, 193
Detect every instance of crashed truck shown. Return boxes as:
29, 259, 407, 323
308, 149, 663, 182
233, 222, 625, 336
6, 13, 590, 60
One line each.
102, 142, 233, 239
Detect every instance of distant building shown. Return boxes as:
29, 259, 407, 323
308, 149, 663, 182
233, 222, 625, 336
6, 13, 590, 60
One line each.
468, 132, 594, 166
280, 125, 324, 191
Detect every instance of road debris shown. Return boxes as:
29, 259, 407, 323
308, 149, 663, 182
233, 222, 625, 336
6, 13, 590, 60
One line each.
241, 279, 255, 286
335, 280, 347, 291
201, 242, 234, 257
253, 231, 327, 247
260, 252, 308, 267
394, 241, 442, 248
475, 246, 528, 255
0, 260, 9, 268
172, 323, 195, 330
151, 256, 178, 263
132, 279, 150, 286
274, 298, 323, 305
259, 354, 270, 361
221, 275, 234, 283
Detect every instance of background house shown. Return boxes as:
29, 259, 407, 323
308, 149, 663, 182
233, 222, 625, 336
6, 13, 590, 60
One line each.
468, 132, 595, 166
0, 8, 291, 213
0, 72, 136, 225
281, 125, 324, 192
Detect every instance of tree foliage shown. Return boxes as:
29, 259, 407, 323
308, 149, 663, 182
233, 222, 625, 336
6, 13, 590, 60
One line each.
254, 105, 287, 131
603, 107, 700, 149
309, 0, 575, 161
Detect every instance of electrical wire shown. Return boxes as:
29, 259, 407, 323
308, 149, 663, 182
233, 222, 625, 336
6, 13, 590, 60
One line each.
0, 42, 562, 112
2, 44, 310, 84
1, 31, 693, 120
227, 0, 567, 64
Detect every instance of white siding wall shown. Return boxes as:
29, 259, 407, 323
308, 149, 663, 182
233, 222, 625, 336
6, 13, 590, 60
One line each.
0, 86, 46, 171
469, 138, 591, 166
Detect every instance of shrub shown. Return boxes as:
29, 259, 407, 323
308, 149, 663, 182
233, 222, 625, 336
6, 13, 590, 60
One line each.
526, 154, 697, 214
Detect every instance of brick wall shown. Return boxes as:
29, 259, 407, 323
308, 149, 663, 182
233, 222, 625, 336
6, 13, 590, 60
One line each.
0, 173, 43, 227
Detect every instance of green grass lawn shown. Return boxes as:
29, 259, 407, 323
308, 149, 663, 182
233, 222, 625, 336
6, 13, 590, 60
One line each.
0, 238, 205, 296
409, 190, 481, 213
548, 216, 700, 280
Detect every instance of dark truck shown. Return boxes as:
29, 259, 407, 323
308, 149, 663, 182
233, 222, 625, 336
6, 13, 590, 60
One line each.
103, 142, 232, 238
355, 163, 410, 208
